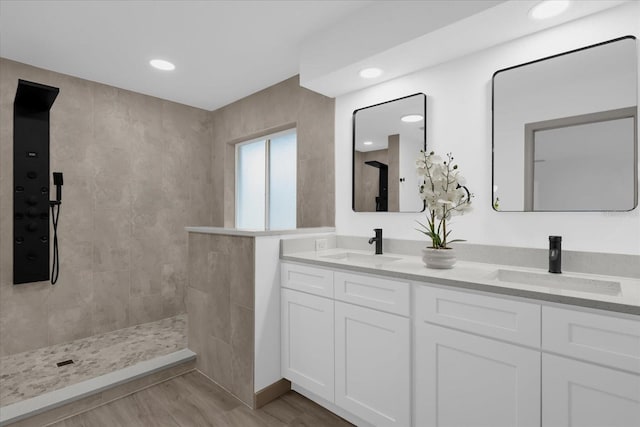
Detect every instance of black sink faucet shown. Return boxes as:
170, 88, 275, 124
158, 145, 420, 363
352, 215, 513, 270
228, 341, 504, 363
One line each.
369, 228, 383, 255
549, 235, 562, 274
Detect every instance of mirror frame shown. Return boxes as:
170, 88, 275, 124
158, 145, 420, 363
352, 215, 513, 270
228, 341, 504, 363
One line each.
491, 35, 638, 212
352, 92, 427, 213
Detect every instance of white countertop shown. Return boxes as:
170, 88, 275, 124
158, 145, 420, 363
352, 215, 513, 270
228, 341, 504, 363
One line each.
282, 248, 640, 315
185, 226, 335, 237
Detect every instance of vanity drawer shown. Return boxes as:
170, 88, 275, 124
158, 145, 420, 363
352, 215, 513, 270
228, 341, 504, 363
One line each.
415, 285, 541, 347
334, 271, 410, 316
281, 263, 333, 298
542, 306, 640, 373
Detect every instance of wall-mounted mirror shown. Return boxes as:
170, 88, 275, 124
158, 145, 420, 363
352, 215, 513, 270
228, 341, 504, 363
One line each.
353, 93, 426, 212
492, 36, 638, 212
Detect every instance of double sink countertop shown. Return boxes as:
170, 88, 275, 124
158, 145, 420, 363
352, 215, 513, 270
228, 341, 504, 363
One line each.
281, 248, 640, 316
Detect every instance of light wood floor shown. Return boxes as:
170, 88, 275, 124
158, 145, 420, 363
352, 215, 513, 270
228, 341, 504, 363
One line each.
50, 371, 354, 427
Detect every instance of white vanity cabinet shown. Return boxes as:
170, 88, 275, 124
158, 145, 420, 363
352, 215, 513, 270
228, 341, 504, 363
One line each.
542, 354, 640, 427
281, 262, 412, 426
281, 260, 640, 427
541, 306, 640, 427
415, 324, 540, 427
281, 287, 335, 402
414, 286, 541, 427
335, 301, 411, 426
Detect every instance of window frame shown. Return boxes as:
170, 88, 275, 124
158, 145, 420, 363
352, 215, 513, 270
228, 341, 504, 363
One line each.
234, 127, 297, 230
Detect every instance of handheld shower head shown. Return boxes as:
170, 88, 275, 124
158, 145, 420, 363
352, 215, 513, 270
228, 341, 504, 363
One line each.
49, 172, 64, 284
53, 172, 63, 202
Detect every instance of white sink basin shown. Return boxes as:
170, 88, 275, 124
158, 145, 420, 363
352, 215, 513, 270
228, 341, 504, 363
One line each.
492, 269, 621, 296
321, 252, 401, 265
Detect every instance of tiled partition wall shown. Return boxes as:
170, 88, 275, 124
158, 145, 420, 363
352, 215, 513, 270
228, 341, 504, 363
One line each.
186, 232, 255, 406
210, 75, 335, 229
0, 59, 214, 356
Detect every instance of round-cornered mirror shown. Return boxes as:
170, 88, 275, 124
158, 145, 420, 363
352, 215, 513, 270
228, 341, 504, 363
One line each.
352, 93, 427, 213
492, 36, 638, 212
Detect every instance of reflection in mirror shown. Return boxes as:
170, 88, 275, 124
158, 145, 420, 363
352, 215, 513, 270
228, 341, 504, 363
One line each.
492, 36, 638, 212
353, 93, 426, 212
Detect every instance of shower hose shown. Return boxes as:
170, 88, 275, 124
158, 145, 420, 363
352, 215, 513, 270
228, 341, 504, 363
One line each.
50, 202, 61, 284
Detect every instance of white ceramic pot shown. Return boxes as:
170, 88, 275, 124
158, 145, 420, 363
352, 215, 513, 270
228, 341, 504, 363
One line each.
422, 247, 457, 269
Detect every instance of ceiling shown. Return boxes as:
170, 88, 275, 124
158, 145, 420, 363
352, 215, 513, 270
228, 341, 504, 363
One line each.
300, 0, 629, 97
0, 0, 370, 110
0, 1, 630, 111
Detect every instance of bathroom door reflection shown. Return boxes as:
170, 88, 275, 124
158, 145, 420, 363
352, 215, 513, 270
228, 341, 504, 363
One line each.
525, 112, 636, 211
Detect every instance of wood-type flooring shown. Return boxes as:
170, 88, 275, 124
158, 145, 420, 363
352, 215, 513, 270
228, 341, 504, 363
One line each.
51, 371, 354, 427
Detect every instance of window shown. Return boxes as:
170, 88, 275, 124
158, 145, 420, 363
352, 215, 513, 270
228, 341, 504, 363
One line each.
236, 129, 296, 230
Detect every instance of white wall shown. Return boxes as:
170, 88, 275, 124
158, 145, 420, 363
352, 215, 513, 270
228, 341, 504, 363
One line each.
335, 3, 640, 255
254, 235, 282, 392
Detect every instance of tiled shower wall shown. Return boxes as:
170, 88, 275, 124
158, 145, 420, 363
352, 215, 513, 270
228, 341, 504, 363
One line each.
0, 59, 214, 356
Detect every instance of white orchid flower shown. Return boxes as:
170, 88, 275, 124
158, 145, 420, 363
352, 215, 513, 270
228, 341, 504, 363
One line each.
416, 150, 473, 249
427, 155, 442, 165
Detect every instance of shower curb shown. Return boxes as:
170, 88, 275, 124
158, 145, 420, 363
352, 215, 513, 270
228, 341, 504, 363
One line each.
0, 348, 196, 426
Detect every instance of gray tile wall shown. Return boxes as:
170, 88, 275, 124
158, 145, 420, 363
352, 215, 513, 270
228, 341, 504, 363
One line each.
210, 76, 335, 228
0, 59, 214, 356
186, 232, 255, 406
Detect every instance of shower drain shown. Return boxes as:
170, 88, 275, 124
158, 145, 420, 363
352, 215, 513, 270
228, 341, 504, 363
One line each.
56, 359, 74, 367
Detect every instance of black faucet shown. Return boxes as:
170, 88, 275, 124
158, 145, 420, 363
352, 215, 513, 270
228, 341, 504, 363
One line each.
549, 236, 562, 274
369, 228, 383, 255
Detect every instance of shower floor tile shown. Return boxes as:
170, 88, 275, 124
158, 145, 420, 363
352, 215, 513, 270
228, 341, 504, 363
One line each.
0, 314, 186, 406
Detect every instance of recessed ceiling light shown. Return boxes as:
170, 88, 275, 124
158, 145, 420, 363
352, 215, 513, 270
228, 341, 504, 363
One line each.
529, 0, 570, 20
150, 59, 175, 71
359, 68, 383, 79
401, 114, 423, 123
363, 141, 373, 146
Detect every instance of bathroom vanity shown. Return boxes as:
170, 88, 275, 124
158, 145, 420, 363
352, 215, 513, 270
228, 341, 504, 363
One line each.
279, 241, 640, 427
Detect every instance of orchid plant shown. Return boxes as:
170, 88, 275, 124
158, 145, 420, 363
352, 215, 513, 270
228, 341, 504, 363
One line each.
416, 151, 473, 249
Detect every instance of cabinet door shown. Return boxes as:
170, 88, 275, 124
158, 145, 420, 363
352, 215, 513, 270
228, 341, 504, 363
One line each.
415, 322, 540, 427
543, 353, 640, 427
281, 288, 334, 402
335, 301, 411, 426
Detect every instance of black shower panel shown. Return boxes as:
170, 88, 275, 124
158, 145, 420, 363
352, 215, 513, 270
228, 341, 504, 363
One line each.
365, 160, 389, 212
13, 79, 59, 284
